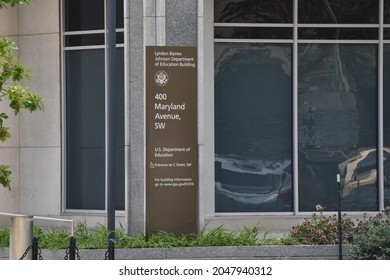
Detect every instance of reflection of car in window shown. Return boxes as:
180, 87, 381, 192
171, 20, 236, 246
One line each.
298, 43, 377, 212
339, 149, 377, 195
214, 44, 292, 212
214, 0, 380, 212
215, 154, 292, 212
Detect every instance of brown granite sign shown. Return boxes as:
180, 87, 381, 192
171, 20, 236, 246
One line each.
146, 46, 198, 236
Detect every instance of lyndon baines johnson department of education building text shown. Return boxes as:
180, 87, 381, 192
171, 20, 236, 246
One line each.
1, 0, 390, 234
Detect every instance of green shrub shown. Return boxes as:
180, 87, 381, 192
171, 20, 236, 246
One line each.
33, 226, 70, 250
1, 223, 303, 250
278, 235, 303, 245
0, 228, 9, 247
290, 210, 356, 245
349, 208, 390, 260
191, 226, 253, 247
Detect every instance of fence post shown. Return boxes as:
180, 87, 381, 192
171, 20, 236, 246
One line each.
108, 239, 115, 260
337, 174, 343, 260
70, 236, 76, 260
32, 236, 39, 260
9, 216, 33, 260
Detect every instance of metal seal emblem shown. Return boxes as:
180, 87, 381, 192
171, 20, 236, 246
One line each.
155, 70, 169, 86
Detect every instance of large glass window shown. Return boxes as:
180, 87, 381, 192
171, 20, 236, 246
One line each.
298, 44, 378, 211
64, 0, 124, 210
214, 0, 293, 213
214, 0, 386, 213
215, 43, 293, 212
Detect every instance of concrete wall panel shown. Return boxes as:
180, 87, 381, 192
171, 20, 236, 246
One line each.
18, 0, 59, 35
20, 147, 60, 216
0, 6, 18, 36
0, 100, 20, 148
18, 34, 60, 147
0, 148, 20, 213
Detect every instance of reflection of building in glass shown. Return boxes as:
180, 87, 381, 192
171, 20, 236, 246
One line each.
298, 44, 377, 211
215, 44, 292, 212
214, 0, 383, 214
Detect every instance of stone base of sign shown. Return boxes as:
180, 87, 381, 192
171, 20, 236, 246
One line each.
0, 245, 349, 260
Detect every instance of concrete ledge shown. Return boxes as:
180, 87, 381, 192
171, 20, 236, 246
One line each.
0, 245, 349, 260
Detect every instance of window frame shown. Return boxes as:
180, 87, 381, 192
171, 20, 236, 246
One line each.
207, 0, 387, 216
60, 0, 126, 214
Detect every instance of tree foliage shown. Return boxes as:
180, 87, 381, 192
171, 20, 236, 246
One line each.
0, 0, 30, 8
0, 0, 46, 189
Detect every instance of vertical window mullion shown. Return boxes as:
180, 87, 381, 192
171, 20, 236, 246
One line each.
379, 0, 385, 209
293, 0, 299, 214
61, 0, 67, 214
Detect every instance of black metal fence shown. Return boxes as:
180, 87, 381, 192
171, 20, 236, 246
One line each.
19, 236, 115, 260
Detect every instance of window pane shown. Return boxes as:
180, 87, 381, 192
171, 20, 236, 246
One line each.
214, 0, 292, 23
215, 43, 292, 212
66, 49, 105, 210
298, 44, 378, 211
299, 0, 378, 24
66, 49, 125, 210
299, 28, 378, 40
385, 0, 390, 24
384, 45, 390, 207
115, 48, 125, 210
65, 0, 105, 31
65, 0, 123, 31
65, 33, 124, 47
385, 29, 390, 40
116, 0, 124, 28
65, 34, 105, 47
215, 27, 293, 39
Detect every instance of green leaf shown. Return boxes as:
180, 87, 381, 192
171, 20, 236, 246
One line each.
0, 0, 31, 9
0, 126, 11, 142
0, 165, 12, 189
1, 1, 42, 190
5, 85, 46, 114
0, 112, 9, 121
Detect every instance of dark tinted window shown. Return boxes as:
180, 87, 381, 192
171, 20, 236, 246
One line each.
66, 49, 105, 209
65, 33, 124, 47
215, 27, 293, 39
299, 0, 378, 24
214, 0, 292, 23
299, 28, 378, 40
385, 0, 390, 24
385, 29, 390, 40
65, 0, 124, 31
215, 43, 293, 212
66, 49, 125, 210
65, 34, 105, 47
298, 44, 378, 211
65, 0, 104, 31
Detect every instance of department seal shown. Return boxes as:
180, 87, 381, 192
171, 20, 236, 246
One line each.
155, 70, 169, 86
